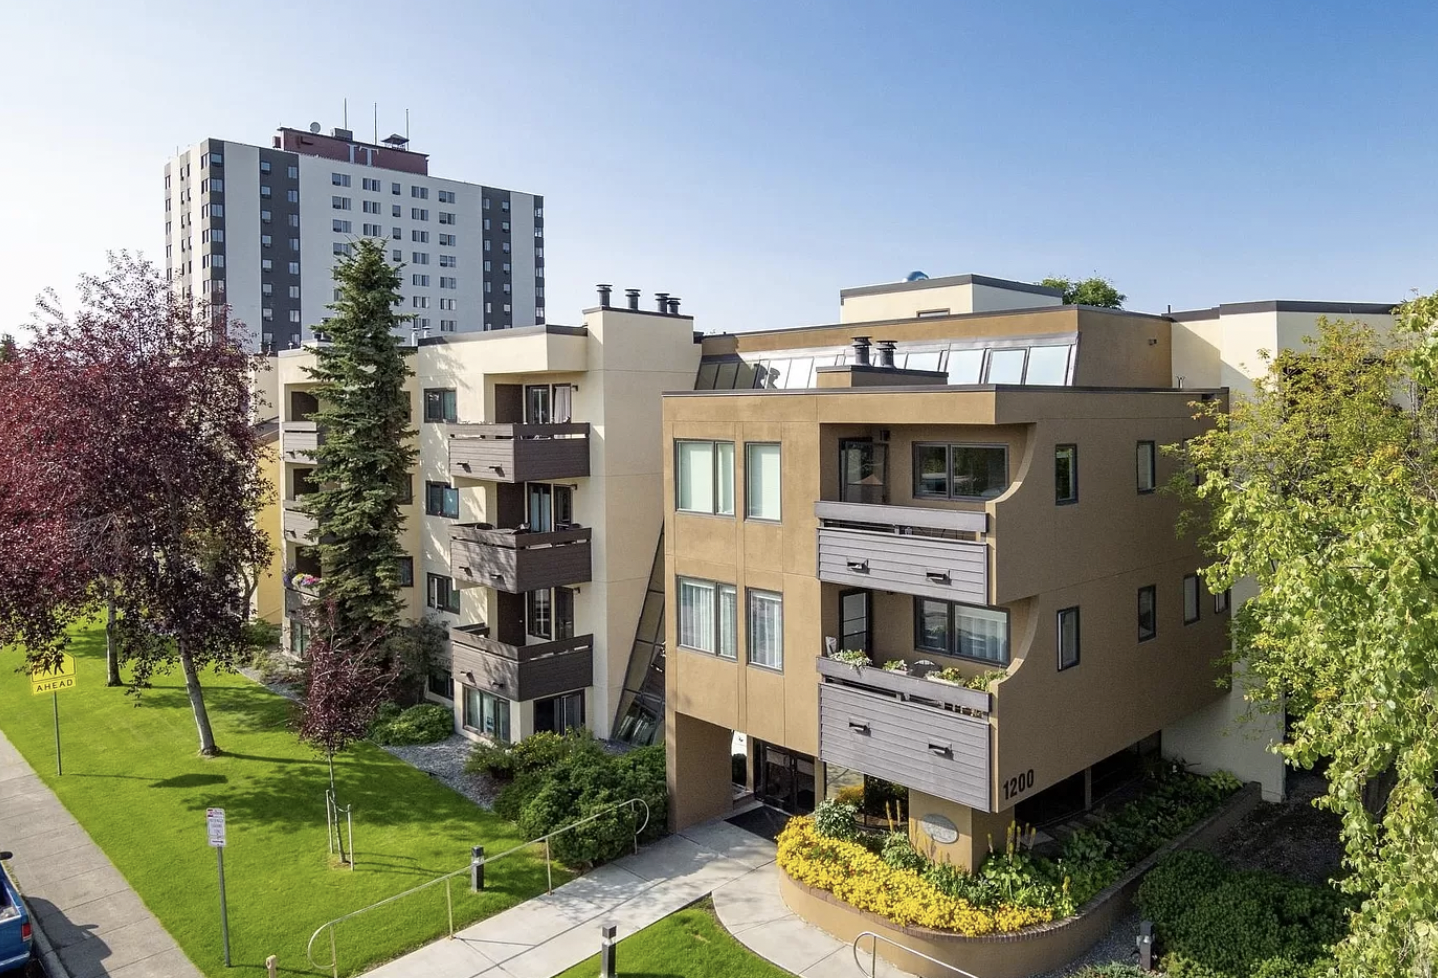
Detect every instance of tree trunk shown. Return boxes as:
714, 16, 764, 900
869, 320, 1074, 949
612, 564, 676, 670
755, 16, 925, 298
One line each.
105, 590, 122, 687
327, 753, 348, 864
178, 640, 220, 756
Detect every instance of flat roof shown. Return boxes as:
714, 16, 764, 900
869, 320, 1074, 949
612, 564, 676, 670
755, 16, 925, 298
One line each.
1170, 300, 1397, 321
839, 273, 1063, 300
663, 383, 1224, 398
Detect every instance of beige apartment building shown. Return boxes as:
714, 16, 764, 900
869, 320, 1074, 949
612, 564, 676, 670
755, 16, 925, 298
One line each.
275, 296, 699, 741
659, 274, 1395, 863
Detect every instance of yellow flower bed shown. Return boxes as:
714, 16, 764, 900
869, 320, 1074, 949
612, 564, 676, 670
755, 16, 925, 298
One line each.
776, 817, 1053, 936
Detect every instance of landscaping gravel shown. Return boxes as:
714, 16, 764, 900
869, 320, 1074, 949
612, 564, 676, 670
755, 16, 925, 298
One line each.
381, 733, 501, 808
1030, 908, 1144, 977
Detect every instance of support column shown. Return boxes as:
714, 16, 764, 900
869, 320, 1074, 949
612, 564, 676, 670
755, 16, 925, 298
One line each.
907, 789, 1015, 870
667, 711, 734, 831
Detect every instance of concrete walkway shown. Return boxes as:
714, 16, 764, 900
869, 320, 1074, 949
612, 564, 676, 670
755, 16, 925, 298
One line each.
362, 810, 910, 978
0, 729, 203, 978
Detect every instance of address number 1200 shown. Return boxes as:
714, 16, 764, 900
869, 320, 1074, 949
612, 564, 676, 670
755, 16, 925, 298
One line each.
1002, 769, 1035, 801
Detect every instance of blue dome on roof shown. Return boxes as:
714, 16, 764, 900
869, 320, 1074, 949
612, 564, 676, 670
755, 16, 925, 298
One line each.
905, 270, 929, 282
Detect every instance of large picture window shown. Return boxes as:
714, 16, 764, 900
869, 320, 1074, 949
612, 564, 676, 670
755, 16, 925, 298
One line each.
748, 590, 784, 670
677, 577, 737, 658
914, 598, 1009, 664
462, 686, 510, 742
676, 440, 735, 515
745, 443, 782, 521
914, 443, 1008, 500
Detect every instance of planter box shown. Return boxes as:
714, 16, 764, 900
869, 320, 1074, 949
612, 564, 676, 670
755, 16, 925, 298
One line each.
816, 655, 991, 714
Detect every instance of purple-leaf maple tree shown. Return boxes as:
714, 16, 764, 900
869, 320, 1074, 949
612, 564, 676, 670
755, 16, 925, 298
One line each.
297, 602, 397, 863
0, 252, 271, 755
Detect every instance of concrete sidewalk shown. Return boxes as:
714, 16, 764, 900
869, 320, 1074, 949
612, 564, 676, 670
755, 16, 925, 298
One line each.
0, 729, 202, 978
361, 808, 914, 978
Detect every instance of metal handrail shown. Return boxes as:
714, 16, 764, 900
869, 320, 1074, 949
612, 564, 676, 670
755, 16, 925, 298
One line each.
306, 797, 650, 977
852, 931, 982, 978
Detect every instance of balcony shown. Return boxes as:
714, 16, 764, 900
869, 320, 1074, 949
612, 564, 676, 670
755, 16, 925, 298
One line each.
814, 500, 988, 604
283, 582, 320, 620
281, 421, 324, 461
816, 654, 993, 811
447, 423, 590, 484
450, 524, 592, 594
449, 622, 594, 702
281, 498, 319, 543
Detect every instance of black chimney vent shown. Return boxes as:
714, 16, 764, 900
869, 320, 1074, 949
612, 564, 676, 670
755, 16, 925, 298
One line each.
851, 336, 872, 367
667, 297, 681, 316
625, 289, 641, 311
597, 284, 613, 308
875, 340, 897, 369
655, 292, 671, 313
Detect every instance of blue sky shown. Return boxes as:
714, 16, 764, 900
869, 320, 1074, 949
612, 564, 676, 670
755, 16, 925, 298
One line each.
3, 0, 1436, 336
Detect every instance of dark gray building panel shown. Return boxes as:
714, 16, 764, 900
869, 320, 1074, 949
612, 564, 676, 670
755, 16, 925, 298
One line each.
450, 627, 594, 701
258, 146, 302, 350
817, 527, 988, 604
448, 423, 591, 483
450, 526, 592, 593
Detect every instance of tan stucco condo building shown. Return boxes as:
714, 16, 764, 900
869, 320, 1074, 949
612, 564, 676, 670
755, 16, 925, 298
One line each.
661, 274, 1395, 865
276, 296, 700, 741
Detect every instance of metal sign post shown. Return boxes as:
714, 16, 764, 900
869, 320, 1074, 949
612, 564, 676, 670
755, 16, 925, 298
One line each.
207, 808, 231, 967
29, 654, 77, 777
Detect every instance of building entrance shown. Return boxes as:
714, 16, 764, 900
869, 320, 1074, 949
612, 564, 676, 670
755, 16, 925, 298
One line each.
754, 741, 816, 815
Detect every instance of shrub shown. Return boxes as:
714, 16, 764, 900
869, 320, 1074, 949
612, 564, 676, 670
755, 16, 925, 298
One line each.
369, 703, 454, 745
1074, 966, 1149, 978
465, 739, 515, 780
1136, 850, 1349, 978
811, 799, 859, 841
880, 832, 924, 873
833, 784, 865, 807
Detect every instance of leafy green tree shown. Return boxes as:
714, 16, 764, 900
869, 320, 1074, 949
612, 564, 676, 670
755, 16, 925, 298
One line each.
1177, 305, 1438, 977
303, 239, 417, 640
1038, 276, 1125, 308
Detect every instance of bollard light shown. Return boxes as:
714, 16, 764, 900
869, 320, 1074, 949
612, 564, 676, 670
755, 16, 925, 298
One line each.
471, 845, 485, 893
1138, 919, 1155, 971
600, 924, 618, 978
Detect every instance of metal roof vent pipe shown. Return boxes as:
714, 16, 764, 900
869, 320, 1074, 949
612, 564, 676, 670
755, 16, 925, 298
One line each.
851, 336, 872, 366
625, 289, 641, 310
875, 340, 897, 369
667, 297, 681, 316
655, 292, 671, 313
597, 284, 613, 308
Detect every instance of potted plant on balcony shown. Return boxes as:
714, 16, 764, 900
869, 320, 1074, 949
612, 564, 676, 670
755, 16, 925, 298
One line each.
881, 659, 909, 674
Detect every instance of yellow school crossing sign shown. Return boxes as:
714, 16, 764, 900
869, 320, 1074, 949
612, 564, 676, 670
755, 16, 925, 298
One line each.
30, 654, 77, 695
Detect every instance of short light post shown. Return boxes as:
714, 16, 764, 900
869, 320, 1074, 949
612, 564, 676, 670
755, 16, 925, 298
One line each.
471, 846, 485, 892
599, 924, 617, 978
1137, 919, 1155, 971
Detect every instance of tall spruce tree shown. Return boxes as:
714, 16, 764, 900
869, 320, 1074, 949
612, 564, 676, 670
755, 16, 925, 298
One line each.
303, 239, 417, 639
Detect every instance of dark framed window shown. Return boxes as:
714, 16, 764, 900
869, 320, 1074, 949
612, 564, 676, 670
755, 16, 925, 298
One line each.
1215, 588, 1230, 614
535, 691, 585, 735
1138, 585, 1157, 642
428, 668, 452, 699
913, 598, 1009, 665
1137, 441, 1157, 493
397, 557, 414, 588
424, 388, 457, 423
1057, 607, 1080, 670
914, 443, 1008, 500
1055, 444, 1078, 504
425, 481, 459, 519
527, 588, 553, 639
426, 573, 460, 614
1183, 574, 1201, 624
462, 686, 510, 741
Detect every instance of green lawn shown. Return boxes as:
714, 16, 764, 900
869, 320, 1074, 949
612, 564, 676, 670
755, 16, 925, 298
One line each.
554, 899, 791, 978
1, 623, 561, 977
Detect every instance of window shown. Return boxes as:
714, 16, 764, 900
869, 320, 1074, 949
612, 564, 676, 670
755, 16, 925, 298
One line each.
288, 285, 300, 299
201, 178, 223, 193
261, 258, 273, 272
332, 196, 351, 210
535, 691, 584, 735
392, 227, 402, 239
397, 558, 414, 587
676, 440, 735, 515
439, 298, 456, 310
260, 160, 272, 174
914, 443, 1008, 500
462, 686, 509, 741
502, 262, 511, 273
914, 599, 1009, 664
440, 234, 456, 247
363, 200, 381, 214
411, 185, 428, 198
502, 242, 510, 253
392, 249, 402, 262
202, 254, 225, 268
501, 221, 510, 232
423, 388, 457, 422
484, 218, 492, 231
287, 165, 299, 179
1138, 585, 1157, 641
745, 443, 781, 520
262, 308, 273, 320
332, 219, 351, 233
986, 348, 1027, 384
412, 208, 428, 221
535, 206, 543, 218
412, 248, 429, 260
527, 588, 552, 639
440, 277, 456, 289
428, 668, 451, 698
261, 283, 273, 296
484, 240, 491, 252
259, 234, 272, 250
439, 254, 456, 267
208, 152, 223, 166
288, 261, 299, 274
438, 190, 456, 203
1137, 441, 1157, 493
391, 182, 401, 194
412, 296, 429, 309
204, 203, 225, 218
439, 212, 455, 224
1026, 346, 1072, 385
287, 189, 299, 203
261, 209, 272, 224
288, 213, 300, 227
289, 237, 300, 252
332, 172, 350, 187
362, 177, 381, 192
677, 578, 737, 658
501, 200, 510, 211
1057, 607, 1080, 670
288, 310, 300, 323
425, 481, 459, 518
483, 197, 491, 210
1183, 574, 1201, 624
748, 590, 784, 670
1055, 444, 1078, 504
413, 274, 430, 287
412, 231, 430, 244
392, 203, 402, 217
440, 320, 456, 331
363, 223, 382, 236
502, 283, 511, 294
1215, 588, 1230, 614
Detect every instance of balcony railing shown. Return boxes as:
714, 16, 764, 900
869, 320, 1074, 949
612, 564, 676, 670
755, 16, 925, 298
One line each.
281, 421, 325, 461
815, 500, 988, 604
449, 623, 594, 702
816, 654, 993, 812
450, 524, 592, 594
447, 423, 590, 483
283, 582, 321, 619
281, 498, 319, 543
